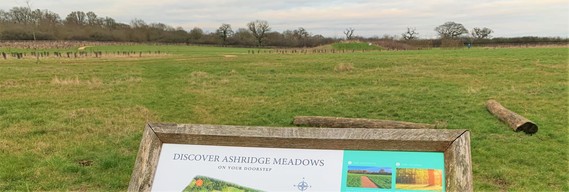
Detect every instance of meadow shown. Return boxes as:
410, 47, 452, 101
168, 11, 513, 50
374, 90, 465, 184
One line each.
346, 173, 391, 188
0, 44, 567, 191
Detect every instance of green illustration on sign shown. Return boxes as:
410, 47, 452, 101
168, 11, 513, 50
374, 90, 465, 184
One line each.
341, 151, 445, 192
182, 175, 262, 192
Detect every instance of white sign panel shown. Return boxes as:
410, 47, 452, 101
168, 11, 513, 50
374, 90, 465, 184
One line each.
151, 144, 446, 192
152, 144, 344, 191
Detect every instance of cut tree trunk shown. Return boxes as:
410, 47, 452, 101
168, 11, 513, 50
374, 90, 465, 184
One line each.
293, 116, 435, 129
485, 99, 538, 134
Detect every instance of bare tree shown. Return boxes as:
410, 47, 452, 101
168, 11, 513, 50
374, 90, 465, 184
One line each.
0, 10, 7, 23
6, 6, 34, 24
86, 11, 103, 26
293, 27, 309, 46
130, 18, 147, 28
247, 20, 270, 47
25, 1, 37, 41
129, 18, 150, 41
434, 21, 468, 39
293, 27, 309, 39
189, 27, 204, 43
65, 11, 86, 26
402, 27, 419, 40
233, 28, 254, 46
471, 27, 493, 39
0, 6, 59, 36
25, 1, 40, 63
216, 23, 233, 45
103, 17, 117, 30
344, 27, 354, 40
36, 9, 60, 30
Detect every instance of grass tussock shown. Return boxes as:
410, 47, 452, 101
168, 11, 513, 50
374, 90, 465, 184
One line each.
51, 76, 104, 87
87, 77, 103, 88
227, 69, 239, 76
51, 76, 81, 85
335, 63, 355, 72
125, 77, 143, 83
0, 79, 20, 88
191, 71, 209, 78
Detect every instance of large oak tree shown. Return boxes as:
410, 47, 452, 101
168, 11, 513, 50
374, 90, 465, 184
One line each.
435, 21, 468, 39
247, 20, 270, 47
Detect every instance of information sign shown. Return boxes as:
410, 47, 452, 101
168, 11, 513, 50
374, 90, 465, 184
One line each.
129, 123, 472, 191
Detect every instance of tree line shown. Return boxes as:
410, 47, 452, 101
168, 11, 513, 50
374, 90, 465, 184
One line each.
0, 6, 566, 48
0, 7, 335, 47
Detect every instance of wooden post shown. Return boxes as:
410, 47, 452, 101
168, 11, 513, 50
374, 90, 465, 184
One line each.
485, 99, 538, 134
444, 131, 473, 191
293, 116, 435, 129
128, 124, 164, 191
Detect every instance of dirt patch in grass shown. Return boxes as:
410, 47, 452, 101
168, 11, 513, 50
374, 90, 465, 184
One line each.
493, 178, 510, 191
78, 46, 92, 50
77, 160, 93, 167
360, 176, 378, 188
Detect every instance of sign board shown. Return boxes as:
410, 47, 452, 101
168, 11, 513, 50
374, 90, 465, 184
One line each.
129, 123, 472, 192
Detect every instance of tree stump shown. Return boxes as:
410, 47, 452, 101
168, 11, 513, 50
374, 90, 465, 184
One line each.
485, 99, 538, 134
293, 116, 435, 129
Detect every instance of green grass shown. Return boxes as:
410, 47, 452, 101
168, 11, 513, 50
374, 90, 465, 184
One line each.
366, 175, 391, 189
346, 174, 361, 187
0, 45, 567, 191
347, 173, 391, 188
183, 176, 260, 192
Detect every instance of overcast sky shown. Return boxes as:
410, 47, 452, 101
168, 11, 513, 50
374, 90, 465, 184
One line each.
2, 0, 568, 38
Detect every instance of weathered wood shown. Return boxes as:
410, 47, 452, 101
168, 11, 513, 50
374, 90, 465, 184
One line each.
445, 131, 473, 192
128, 123, 472, 191
128, 124, 163, 192
486, 99, 538, 134
151, 123, 462, 151
293, 116, 435, 129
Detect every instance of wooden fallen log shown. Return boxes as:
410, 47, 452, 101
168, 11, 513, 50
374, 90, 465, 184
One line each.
486, 99, 538, 134
293, 116, 435, 129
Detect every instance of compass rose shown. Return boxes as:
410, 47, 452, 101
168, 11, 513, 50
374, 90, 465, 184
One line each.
293, 177, 311, 191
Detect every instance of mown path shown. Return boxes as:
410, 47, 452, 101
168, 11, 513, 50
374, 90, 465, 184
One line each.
360, 176, 378, 188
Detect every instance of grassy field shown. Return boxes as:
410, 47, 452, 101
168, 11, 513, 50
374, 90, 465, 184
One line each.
346, 174, 361, 187
182, 176, 260, 192
0, 45, 567, 191
346, 173, 391, 188
366, 175, 391, 189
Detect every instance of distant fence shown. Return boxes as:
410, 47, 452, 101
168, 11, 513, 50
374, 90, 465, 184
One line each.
0, 49, 166, 60
0, 40, 147, 49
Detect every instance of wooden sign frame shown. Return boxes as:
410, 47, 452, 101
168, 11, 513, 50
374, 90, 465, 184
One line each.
129, 123, 472, 191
